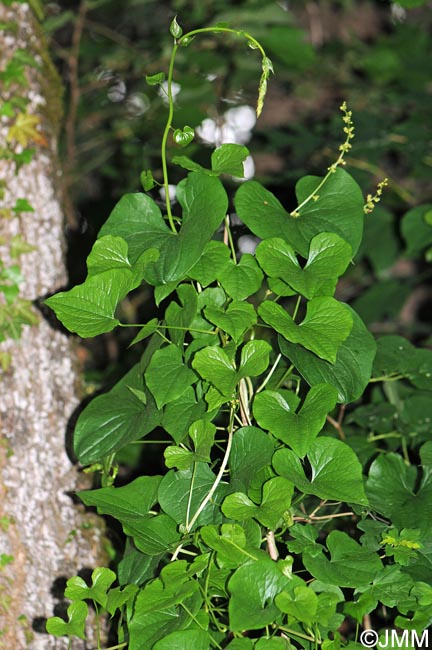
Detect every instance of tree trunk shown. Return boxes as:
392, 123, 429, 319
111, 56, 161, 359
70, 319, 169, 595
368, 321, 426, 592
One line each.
0, 4, 104, 648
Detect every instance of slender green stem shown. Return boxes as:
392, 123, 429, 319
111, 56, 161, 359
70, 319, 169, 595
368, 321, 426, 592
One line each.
179, 26, 266, 59
256, 353, 282, 393
187, 406, 235, 531
277, 625, 318, 643
224, 216, 237, 263
292, 294, 302, 321
185, 463, 197, 530
171, 407, 236, 562
161, 43, 179, 233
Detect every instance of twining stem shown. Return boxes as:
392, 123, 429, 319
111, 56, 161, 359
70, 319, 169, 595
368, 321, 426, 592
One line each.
170, 404, 236, 561
187, 404, 235, 530
161, 42, 179, 233
160, 24, 270, 230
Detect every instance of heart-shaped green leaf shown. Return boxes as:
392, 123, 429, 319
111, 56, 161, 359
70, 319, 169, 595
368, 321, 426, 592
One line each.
173, 125, 194, 147
275, 586, 318, 626
140, 169, 156, 191
188, 240, 231, 286
145, 173, 228, 285
273, 437, 368, 505
280, 307, 376, 403
98, 193, 171, 263
228, 556, 291, 631
192, 346, 237, 397
74, 360, 160, 464
253, 384, 338, 457
235, 168, 364, 257
302, 531, 382, 588
239, 340, 272, 378
45, 236, 157, 337
146, 72, 165, 86
145, 344, 197, 409
256, 232, 352, 299
222, 477, 293, 530
211, 144, 249, 177
204, 301, 257, 343
259, 297, 353, 363
65, 567, 116, 608
218, 254, 263, 300
46, 601, 88, 639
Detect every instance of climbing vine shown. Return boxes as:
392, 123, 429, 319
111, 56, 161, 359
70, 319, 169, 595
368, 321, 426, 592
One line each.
41, 15, 432, 650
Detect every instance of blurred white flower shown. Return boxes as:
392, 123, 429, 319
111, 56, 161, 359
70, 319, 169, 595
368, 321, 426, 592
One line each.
196, 119, 237, 146
107, 80, 127, 102
232, 155, 255, 182
237, 234, 260, 255
158, 81, 181, 104
196, 105, 256, 147
159, 184, 177, 204
225, 105, 256, 134
126, 93, 150, 117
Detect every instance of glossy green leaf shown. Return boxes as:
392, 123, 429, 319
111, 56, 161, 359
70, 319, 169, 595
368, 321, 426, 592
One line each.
145, 344, 197, 409
172, 155, 210, 175
158, 464, 227, 529
275, 585, 318, 625
303, 531, 382, 588
401, 204, 432, 256
106, 584, 139, 616
146, 72, 165, 86
253, 384, 338, 456
235, 168, 364, 257
280, 307, 376, 403
74, 364, 160, 465
221, 491, 258, 522
45, 236, 156, 337
74, 361, 160, 464
259, 297, 353, 363
164, 420, 216, 470
162, 386, 206, 444
229, 426, 275, 493
117, 541, 161, 587
204, 301, 256, 343
228, 556, 291, 631
124, 514, 181, 555
173, 125, 194, 147
46, 601, 88, 639
218, 254, 263, 300
128, 563, 201, 649
366, 444, 432, 530
187, 240, 231, 286
223, 476, 293, 529
78, 476, 162, 523
165, 284, 198, 346
201, 523, 261, 569
129, 318, 159, 346
146, 173, 228, 284
256, 233, 352, 299
211, 144, 249, 177
239, 340, 272, 378
65, 567, 116, 608
98, 193, 171, 264
192, 345, 237, 397
153, 629, 210, 650
273, 437, 368, 505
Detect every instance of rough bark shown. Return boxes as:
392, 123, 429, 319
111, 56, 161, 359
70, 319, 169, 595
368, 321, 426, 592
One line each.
0, 4, 105, 648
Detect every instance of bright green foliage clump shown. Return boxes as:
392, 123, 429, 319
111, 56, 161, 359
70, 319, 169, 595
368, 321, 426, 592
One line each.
46, 17, 432, 650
